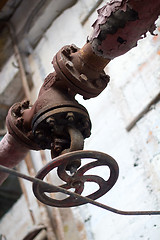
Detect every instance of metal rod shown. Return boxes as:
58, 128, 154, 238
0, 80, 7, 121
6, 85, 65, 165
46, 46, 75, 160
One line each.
4, 21, 31, 100
0, 165, 160, 216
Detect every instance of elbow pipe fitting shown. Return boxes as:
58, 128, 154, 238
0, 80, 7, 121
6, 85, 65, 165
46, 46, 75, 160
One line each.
6, 74, 92, 154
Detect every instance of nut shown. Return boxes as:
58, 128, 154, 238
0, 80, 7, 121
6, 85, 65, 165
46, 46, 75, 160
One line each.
46, 117, 55, 127
62, 48, 71, 58
70, 44, 78, 52
66, 112, 75, 122
65, 61, 74, 70
14, 105, 22, 117
79, 74, 88, 82
22, 100, 30, 109
54, 145, 62, 153
16, 117, 23, 128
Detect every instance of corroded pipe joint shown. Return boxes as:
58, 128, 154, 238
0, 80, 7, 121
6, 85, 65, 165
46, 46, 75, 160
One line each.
52, 43, 110, 99
31, 87, 91, 153
6, 101, 40, 150
6, 82, 91, 154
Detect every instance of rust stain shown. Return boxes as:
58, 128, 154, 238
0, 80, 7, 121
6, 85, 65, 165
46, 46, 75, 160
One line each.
153, 35, 159, 41
138, 61, 147, 71
146, 131, 153, 143
157, 49, 160, 55
77, 222, 84, 232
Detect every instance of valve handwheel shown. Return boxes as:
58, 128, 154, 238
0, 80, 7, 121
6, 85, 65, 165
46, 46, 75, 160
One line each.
33, 150, 119, 207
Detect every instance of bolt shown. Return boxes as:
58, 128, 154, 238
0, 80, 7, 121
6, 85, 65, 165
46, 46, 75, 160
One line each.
79, 74, 88, 82
16, 117, 23, 128
65, 61, 74, 70
100, 73, 110, 84
14, 105, 22, 117
66, 112, 75, 122
22, 100, 30, 109
35, 130, 44, 140
70, 44, 78, 52
46, 117, 55, 127
54, 145, 62, 154
62, 48, 71, 58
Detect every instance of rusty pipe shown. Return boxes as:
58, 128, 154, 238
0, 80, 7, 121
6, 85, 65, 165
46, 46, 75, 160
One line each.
0, 133, 29, 185
89, 0, 160, 59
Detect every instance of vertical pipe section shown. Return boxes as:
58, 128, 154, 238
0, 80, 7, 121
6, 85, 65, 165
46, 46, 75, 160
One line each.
0, 133, 29, 185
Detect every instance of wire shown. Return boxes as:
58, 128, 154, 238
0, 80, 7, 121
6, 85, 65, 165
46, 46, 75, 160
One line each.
0, 164, 160, 216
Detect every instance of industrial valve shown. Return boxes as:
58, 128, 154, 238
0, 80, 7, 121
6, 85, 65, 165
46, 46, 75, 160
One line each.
5, 42, 118, 205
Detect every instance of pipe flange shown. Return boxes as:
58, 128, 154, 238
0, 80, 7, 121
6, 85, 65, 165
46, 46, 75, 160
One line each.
6, 102, 40, 150
31, 103, 91, 151
52, 44, 110, 99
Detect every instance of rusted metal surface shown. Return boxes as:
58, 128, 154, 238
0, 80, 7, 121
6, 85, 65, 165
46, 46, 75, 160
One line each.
63, 127, 84, 170
31, 94, 91, 152
52, 43, 110, 99
89, 0, 160, 59
0, 133, 28, 184
33, 150, 119, 207
6, 102, 40, 150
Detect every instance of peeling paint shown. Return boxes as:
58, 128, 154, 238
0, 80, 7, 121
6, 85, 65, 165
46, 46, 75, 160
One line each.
89, 0, 160, 59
